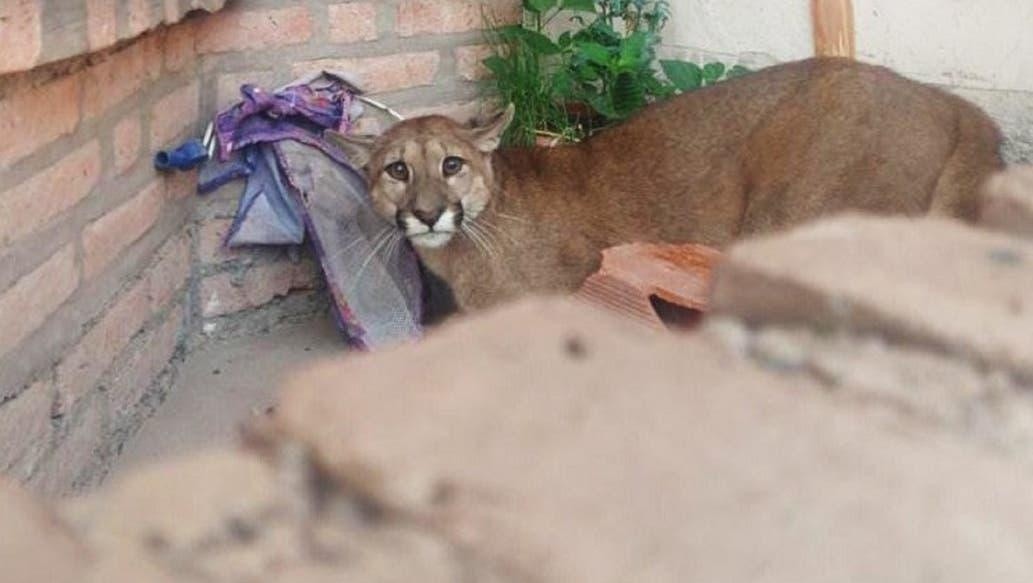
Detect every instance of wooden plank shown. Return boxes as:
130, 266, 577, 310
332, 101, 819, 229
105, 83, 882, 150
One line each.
812, 0, 856, 58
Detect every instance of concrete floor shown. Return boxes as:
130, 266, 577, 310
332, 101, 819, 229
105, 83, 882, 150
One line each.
111, 316, 345, 477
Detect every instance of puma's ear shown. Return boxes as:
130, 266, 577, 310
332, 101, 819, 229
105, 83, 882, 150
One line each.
471, 103, 515, 153
324, 130, 376, 168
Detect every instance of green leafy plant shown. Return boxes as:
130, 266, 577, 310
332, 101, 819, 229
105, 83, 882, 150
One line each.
481, 0, 749, 146
560, 0, 673, 119
660, 60, 751, 92
482, 16, 576, 146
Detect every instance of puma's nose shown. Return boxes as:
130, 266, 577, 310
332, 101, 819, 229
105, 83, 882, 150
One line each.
412, 208, 443, 227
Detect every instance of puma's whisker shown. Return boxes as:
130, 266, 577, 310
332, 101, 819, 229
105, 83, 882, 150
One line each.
468, 221, 499, 261
462, 223, 495, 262
327, 225, 392, 264
351, 230, 400, 291
474, 218, 518, 246
495, 212, 529, 224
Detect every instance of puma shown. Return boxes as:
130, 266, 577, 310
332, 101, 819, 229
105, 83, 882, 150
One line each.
328, 57, 1003, 313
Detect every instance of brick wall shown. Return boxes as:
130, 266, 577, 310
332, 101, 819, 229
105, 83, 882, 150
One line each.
0, 0, 518, 496
0, 0, 228, 75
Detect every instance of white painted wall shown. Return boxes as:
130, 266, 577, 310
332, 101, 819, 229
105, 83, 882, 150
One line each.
854, 1, 1033, 93
663, 0, 1033, 93
662, 0, 811, 65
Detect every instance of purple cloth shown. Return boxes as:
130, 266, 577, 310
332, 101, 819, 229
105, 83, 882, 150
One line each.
214, 73, 357, 165
206, 71, 424, 349
223, 144, 305, 247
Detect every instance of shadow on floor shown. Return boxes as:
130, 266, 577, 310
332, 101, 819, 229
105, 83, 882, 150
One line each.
111, 316, 344, 477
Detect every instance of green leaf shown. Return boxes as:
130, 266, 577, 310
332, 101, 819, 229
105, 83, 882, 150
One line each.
618, 31, 650, 68
611, 71, 645, 117
702, 62, 727, 84
587, 93, 618, 119
523, 0, 557, 14
494, 24, 525, 41
726, 64, 751, 79
577, 42, 611, 66
642, 72, 675, 98
574, 64, 601, 82
550, 70, 575, 99
574, 20, 621, 46
660, 59, 703, 91
482, 55, 510, 78
511, 27, 562, 54
562, 0, 597, 11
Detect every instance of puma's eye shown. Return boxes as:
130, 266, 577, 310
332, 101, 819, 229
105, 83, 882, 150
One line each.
442, 156, 465, 177
385, 161, 409, 181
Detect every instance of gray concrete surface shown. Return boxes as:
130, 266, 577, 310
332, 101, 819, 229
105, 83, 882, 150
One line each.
111, 316, 345, 476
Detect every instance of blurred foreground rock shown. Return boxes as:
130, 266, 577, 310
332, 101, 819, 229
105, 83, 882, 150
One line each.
4, 204, 1033, 581
982, 164, 1033, 239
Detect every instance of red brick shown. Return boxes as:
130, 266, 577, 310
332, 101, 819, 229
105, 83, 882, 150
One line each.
82, 181, 164, 280
150, 81, 200, 148
127, 0, 156, 37
198, 218, 238, 264
0, 141, 102, 248
396, 0, 520, 37
30, 396, 106, 496
294, 52, 440, 94
0, 245, 79, 360
86, 0, 118, 50
0, 74, 82, 169
216, 70, 277, 110
196, 6, 313, 54
108, 305, 182, 418
58, 232, 189, 411
145, 234, 191, 311
328, 3, 378, 43
454, 44, 493, 81
56, 282, 150, 411
0, 379, 55, 476
112, 115, 142, 175
163, 20, 197, 73
401, 100, 485, 123
164, 168, 198, 200
0, 0, 42, 74
577, 273, 660, 329
577, 243, 722, 329
200, 260, 317, 317
82, 36, 162, 120
196, 181, 241, 219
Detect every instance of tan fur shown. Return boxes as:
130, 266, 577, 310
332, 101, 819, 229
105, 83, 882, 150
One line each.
330, 57, 1003, 312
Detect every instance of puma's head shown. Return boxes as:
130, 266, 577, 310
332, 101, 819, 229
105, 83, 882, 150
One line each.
326, 104, 515, 249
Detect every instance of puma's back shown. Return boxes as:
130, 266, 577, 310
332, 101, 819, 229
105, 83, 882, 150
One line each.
331, 57, 1004, 311
502, 57, 1002, 248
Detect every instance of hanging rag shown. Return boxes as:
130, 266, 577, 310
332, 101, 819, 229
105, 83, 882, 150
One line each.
213, 71, 363, 162
198, 70, 424, 349
276, 140, 423, 346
